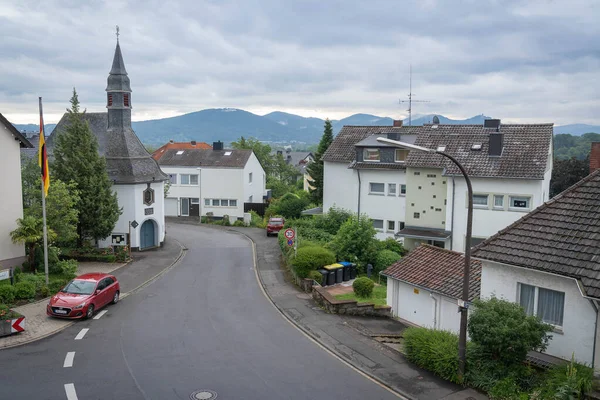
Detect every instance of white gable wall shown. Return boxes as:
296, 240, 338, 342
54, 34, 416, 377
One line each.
243, 152, 266, 204
323, 161, 357, 214
0, 123, 26, 267
480, 260, 597, 365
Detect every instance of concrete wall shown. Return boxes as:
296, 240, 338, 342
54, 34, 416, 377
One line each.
323, 161, 358, 214
405, 167, 447, 230
0, 123, 26, 268
480, 260, 596, 364
243, 152, 267, 204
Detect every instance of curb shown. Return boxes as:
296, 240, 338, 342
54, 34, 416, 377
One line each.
0, 239, 187, 351
228, 228, 412, 400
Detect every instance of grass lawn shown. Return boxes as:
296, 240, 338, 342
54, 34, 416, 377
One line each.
335, 284, 387, 307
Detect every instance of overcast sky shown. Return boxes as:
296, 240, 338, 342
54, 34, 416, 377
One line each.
1, 0, 598, 125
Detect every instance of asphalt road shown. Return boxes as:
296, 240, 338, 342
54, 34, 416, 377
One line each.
0, 224, 399, 400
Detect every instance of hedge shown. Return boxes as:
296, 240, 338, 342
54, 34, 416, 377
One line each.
14, 281, 36, 300
0, 285, 16, 304
291, 246, 336, 278
403, 327, 461, 384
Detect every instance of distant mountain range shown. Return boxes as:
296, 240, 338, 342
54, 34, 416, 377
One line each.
11, 109, 599, 146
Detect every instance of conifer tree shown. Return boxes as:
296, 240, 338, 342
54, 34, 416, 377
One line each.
53, 89, 121, 247
307, 118, 334, 204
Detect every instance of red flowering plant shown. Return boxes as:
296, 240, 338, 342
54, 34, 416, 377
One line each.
0, 304, 22, 320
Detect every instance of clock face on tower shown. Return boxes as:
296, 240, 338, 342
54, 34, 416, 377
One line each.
143, 187, 155, 206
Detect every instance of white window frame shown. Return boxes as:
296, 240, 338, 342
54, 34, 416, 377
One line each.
395, 149, 408, 162
205, 198, 238, 208
400, 184, 406, 196
180, 174, 199, 186
472, 194, 489, 208
363, 148, 380, 162
169, 174, 177, 185
388, 183, 397, 196
372, 219, 384, 231
517, 283, 565, 328
190, 174, 199, 185
369, 182, 385, 195
493, 194, 504, 209
387, 220, 395, 232
509, 196, 531, 211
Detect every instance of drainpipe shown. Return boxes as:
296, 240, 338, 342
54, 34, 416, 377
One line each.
430, 293, 438, 329
591, 299, 599, 371
450, 175, 456, 250
357, 169, 362, 215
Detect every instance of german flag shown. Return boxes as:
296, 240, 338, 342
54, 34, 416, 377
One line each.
38, 98, 49, 197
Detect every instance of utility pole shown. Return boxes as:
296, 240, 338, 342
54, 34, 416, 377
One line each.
399, 65, 430, 126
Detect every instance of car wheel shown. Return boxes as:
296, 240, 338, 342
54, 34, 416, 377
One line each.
85, 304, 95, 319
112, 291, 120, 304
266, 232, 270, 237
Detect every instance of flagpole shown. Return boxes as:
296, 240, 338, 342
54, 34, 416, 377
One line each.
39, 97, 49, 285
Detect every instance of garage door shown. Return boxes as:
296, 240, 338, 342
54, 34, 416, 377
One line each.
165, 198, 178, 216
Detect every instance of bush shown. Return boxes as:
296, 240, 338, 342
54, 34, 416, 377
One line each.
313, 206, 353, 235
53, 259, 78, 279
353, 277, 375, 297
468, 297, 553, 369
374, 249, 401, 274
488, 377, 525, 400
49, 279, 69, 294
18, 273, 46, 295
114, 246, 129, 262
0, 285, 16, 304
268, 193, 311, 219
14, 281, 36, 300
0, 304, 22, 320
291, 246, 336, 278
248, 211, 264, 227
308, 270, 324, 283
297, 227, 335, 246
233, 220, 245, 227
377, 237, 407, 256
330, 215, 378, 267
221, 215, 231, 226
12, 266, 22, 282
40, 285, 49, 298
403, 327, 461, 384
539, 355, 593, 399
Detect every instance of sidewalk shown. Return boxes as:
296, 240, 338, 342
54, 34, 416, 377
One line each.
226, 225, 487, 400
0, 236, 184, 350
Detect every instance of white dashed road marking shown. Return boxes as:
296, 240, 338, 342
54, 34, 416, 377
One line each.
74, 328, 89, 340
93, 310, 107, 320
64, 383, 78, 400
63, 352, 75, 368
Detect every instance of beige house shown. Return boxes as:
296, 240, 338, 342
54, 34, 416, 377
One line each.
0, 113, 33, 268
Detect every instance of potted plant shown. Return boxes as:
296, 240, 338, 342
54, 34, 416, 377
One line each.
0, 304, 25, 337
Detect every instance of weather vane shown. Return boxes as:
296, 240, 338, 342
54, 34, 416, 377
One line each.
116, 25, 120, 41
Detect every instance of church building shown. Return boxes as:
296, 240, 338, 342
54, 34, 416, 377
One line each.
49, 38, 168, 250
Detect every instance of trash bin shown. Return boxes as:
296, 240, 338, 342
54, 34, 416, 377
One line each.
350, 263, 357, 279
327, 271, 336, 286
338, 261, 352, 282
324, 263, 344, 284
317, 269, 329, 286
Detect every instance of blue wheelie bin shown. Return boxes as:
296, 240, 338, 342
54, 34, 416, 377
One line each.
339, 261, 352, 282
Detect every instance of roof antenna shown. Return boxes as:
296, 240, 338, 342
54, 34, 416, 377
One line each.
399, 65, 430, 126
116, 25, 120, 42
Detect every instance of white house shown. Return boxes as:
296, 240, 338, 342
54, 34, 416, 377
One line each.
156, 142, 266, 220
382, 244, 481, 332
0, 113, 33, 269
473, 157, 600, 370
322, 119, 553, 247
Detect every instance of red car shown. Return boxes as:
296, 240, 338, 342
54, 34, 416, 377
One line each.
266, 217, 285, 236
47, 273, 120, 320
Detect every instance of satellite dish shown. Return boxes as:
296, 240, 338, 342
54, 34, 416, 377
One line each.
432, 115, 440, 124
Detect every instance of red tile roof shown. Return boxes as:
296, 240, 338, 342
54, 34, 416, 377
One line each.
382, 244, 482, 301
152, 141, 212, 161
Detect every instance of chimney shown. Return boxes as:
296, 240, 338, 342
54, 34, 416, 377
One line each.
286, 154, 292, 164
489, 132, 504, 156
590, 143, 600, 172
277, 150, 283, 156
393, 120, 403, 127
212, 141, 223, 151
191, 140, 197, 146
169, 139, 174, 143
484, 119, 501, 131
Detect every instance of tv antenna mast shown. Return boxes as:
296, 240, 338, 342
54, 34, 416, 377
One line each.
400, 65, 430, 126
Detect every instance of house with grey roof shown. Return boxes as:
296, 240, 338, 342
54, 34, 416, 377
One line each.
473, 149, 600, 369
272, 149, 314, 191
156, 141, 266, 220
322, 119, 553, 250
0, 113, 33, 268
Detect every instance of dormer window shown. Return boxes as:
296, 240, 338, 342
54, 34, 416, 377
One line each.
363, 148, 380, 162
123, 93, 130, 107
395, 149, 409, 162
107, 94, 113, 107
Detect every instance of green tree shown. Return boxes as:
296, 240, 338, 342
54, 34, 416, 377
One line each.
272, 152, 301, 185
10, 215, 56, 271
550, 156, 590, 197
231, 136, 274, 176
52, 89, 121, 247
331, 215, 378, 268
307, 119, 334, 204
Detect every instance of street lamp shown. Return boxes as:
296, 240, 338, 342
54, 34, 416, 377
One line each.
196, 167, 202, 224
377, 137, 473, 380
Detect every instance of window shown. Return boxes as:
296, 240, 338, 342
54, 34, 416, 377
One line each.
400, 184, 406, 195
388, 184, 396, 196
230, 199, 237, 207
123, 93, 130, 107
428, 240, 445, 248
363, 148, 380, 161
473, 194, 489, 207
395, 149, 409, 162
435, 208, 442, 212
509, 196, 531, 209
107, 94, 113, 107
372, 219, 384, 231
169, 174, 177, 184
398, 221, 405, 230
205, 199, 237, 207
224, 151, 232, 156
414, 171, 420, 175
470, 237, 486, 248
387, 221, 395, 231
220, 199, 229, 206
190, 198, 199, 204
176, 150, 184, 155
249, 195, 253, 202
249, 172, 253, 183
494, 195, 504, 208
369, 182, 385, 195
413, 212, 420, 219
205, 199, 210, 206
190, 175, 199, 185
181, 174, 190, 185
519, 283, 565, 326
427, 174, 437, 178
212, 199, 219, 206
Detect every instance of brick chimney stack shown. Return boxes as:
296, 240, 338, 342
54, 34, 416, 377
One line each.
590, 142, 600, 172
393, 120, 403, 127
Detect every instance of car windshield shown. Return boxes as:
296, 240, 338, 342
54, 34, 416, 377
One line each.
269, 220, 283, 226
61, 280, 97, 295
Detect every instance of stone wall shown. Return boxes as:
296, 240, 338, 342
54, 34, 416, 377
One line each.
312, 286, 391, 318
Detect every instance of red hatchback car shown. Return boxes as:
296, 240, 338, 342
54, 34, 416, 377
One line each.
47, 273, 120, 320
266, 217, 285, 236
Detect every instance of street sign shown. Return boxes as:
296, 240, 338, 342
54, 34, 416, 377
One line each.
284, 228, 295, 240
287, 239, 294, 246
11, 317, 25, 333
0, 269, 9, 281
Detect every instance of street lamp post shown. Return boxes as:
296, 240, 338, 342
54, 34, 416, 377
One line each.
196, 167, 202, 224
377, 137, 473, 380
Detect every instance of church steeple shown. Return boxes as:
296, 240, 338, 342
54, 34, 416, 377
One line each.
106, 28, 132, 130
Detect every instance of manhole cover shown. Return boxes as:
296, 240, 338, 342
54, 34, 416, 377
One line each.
190, 390, 217, 400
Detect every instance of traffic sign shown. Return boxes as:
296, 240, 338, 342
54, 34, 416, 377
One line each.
11, 317, 25, 333
284, 228, 295, 240
287, 239, 294, 246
